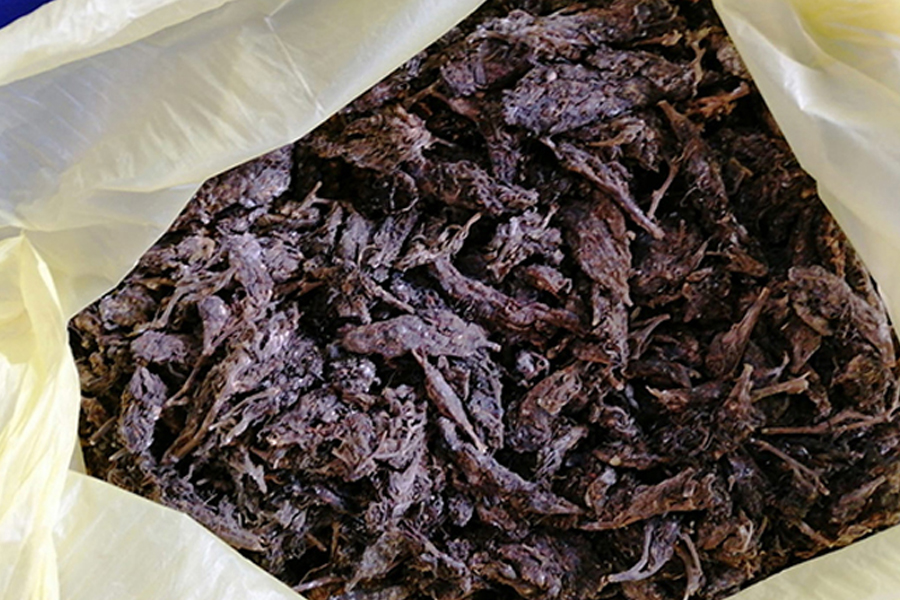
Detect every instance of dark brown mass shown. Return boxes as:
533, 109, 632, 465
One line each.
70, 1, 900, 599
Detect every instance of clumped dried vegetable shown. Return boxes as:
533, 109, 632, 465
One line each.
71, 1, 900, 599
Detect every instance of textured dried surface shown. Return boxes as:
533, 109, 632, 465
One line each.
71, 1, 900, 599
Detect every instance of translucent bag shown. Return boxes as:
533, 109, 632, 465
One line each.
1, 0, 899, 598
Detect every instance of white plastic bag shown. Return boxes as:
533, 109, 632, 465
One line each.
0, 2, 483, 598
715, 0, 900, 596
2, 0, 900, 598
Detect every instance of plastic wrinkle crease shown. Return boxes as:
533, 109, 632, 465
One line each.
1, 0, 900, 599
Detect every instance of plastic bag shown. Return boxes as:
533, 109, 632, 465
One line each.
715, 1, 900, 597
0, 1, 484, 598
2, 0, 900, 598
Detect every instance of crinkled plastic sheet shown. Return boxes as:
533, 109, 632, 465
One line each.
2, 0, 900, 598
714, 0, 900, 597
0, 1, 484, 598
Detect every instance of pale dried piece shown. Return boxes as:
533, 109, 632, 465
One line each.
418, 352, 488, 453
449, 0, 677, 88
309, 105, 434, 173
473, 540, 565, 598
647, 158, 679, 218
514, 349, 550, 383
563, 196, 633, 365
629, 314, 670, 360
519, 264, 573, 297
762, 408, 896, 437
164, 309, 302, 464
647, 387, 691, 413
569, 112, 668, 171
632, 221, 707, 305
439, 418, 583, 519
217, 353, 320, 445
509, 363, 584, 452
706, 288, 770, 378
591, 402, 664, 470
430, 258, 583, 340
562, 197, 632, 305
341, 311, 497, 360
439, 12, 534, 97
572, 0, 678, 45
830, 476, 887, 525
483, 208, 564, 281
696, 510, 762, 584
658, 100, 730, 219
607, 519, 680, 584
750, 376, 809, 402
365, 212, 420, 276
504, 45, 691, 135
686, 82, 751, 120
677, 533, 705, 600
834, 352, 892, 412
712, 365, 763, 458
226, 233, 276, 309
719, 245, 769, 278
465, 358, 506, 450
408, 536, 481, 600
505, 64, 608, 134
130, 331, 197, 365
117, 367, 168, 454
751, 438, 830, 497
197, 294, 232, 355
709, 30, 751, 80
790, 266, 895, 362
477, 100, 529, 184
535, 425, 588, 480
416, 159, 539, 215
98, 284, 157, 330
173, 146, 293, 228
583, 469, 723, 530
552, 140, 663, 239
336, 208, 375, 264
395, 213, 480, 271
586, 44, 694, 97
159, 474, 267, 553
783, 318, 823, 373
351, 530, 410, 586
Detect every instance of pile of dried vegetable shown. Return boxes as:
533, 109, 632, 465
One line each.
71, 1, 900, 599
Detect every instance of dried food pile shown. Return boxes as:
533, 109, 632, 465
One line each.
71, 1, 900, 599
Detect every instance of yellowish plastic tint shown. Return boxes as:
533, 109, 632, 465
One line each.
2, 0, 900, 598
718, 0, 900, 596
791, 0, 900, 40
0, 1, 484, 598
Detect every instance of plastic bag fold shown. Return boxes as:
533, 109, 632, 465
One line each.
3, 0, 900, 598
0, 1, 483, 598
716, 0, 900, 596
